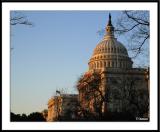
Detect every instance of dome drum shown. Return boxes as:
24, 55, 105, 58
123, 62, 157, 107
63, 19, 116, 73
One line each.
88, 60, 132, 70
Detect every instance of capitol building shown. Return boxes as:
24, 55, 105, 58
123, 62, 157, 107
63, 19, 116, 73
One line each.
77, 14, 149, 120
47, 14, 149, 121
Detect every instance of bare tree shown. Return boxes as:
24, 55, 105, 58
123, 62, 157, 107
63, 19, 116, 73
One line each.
10, 12, 34, 51
10, 11, 33, 26
77, 72, 107, 119
118, 74, 149, 118
115, 11, 149, 58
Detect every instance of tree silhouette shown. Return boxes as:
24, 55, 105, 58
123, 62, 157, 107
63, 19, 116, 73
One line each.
115, 11, 149, 58
10, 112, 46, 122
10, 12, 33, 26
27, 112, 45, 121
10, 11, 34, 51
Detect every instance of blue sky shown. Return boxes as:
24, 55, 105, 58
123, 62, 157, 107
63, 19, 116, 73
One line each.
10, 11, 149, 115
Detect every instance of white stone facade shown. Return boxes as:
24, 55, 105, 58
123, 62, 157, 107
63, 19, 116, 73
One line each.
47, 94, 78, 121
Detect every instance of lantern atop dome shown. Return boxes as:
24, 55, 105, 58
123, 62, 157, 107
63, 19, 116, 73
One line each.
105, 13, 115, 38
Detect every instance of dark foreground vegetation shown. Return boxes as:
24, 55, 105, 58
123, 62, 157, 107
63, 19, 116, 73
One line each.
11, 112, 45, 122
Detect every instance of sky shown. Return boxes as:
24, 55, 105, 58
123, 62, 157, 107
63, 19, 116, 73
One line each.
10, 11, 149, 115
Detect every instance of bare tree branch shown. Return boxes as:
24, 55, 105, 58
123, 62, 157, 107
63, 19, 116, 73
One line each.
124, 11, 149, 26
131, 34, 149, 58
10, 12, 33, 26
115, 11, 149, 64
10, 12, 34, 52
115, 23, 140, 33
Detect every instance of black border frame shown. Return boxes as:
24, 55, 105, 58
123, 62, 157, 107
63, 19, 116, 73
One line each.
1, 0, 159, 131
1, 0, 159, 2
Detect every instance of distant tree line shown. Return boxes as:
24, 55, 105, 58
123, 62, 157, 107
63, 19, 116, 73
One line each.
11, 112, 46, 122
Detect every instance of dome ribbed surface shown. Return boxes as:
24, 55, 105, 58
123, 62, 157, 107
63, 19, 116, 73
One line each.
93, 38, 128, 56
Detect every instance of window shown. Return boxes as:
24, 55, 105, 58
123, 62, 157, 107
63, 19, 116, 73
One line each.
104, 61, 106, 67
108, 61, 110, 67
97, 62, 99, 68
100, 61, 102, 68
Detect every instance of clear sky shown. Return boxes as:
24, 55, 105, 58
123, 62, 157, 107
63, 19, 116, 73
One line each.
10, 11, 149, 115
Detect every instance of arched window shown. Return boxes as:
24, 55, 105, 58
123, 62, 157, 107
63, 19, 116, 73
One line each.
104, 61, 106, 67
97, 62, 99, 68
108, 61, 110, 67
100, 61, 102, 68
120, 62, 121, 68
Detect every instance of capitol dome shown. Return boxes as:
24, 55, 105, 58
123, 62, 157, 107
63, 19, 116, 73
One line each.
88, 14, 133, 71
